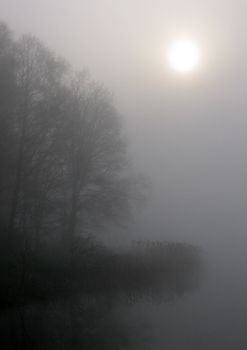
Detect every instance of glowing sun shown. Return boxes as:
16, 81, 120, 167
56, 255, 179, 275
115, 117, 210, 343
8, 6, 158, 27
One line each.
167, 40, 200, 73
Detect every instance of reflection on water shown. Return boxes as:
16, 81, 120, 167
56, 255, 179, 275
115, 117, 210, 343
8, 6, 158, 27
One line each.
1, 297, 150, 350
0, 243, 202, 350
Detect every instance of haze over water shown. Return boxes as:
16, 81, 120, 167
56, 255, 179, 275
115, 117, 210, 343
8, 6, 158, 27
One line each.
1, 0, 247, 348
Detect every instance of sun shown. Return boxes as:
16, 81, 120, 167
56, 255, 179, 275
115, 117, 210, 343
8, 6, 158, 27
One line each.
167, 40, 200, 73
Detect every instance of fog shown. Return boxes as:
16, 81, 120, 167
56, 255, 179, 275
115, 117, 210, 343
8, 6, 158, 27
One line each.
1, 0, 247, 348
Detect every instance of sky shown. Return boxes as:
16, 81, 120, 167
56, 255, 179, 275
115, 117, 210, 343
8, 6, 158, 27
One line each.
1, 0, 247, 347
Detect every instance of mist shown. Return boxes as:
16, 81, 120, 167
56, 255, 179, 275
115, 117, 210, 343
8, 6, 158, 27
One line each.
1, 0, 247, 349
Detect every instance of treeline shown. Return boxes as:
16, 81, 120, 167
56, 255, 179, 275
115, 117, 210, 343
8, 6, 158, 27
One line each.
0, 22, 140, 252
0, 22, 202, 307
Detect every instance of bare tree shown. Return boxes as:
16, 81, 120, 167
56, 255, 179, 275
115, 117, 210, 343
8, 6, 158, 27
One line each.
57, 73, 142, 254
0, 23, 144, 257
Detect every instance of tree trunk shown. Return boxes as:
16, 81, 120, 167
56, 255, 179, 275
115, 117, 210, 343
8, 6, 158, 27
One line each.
8, 74, 30, 233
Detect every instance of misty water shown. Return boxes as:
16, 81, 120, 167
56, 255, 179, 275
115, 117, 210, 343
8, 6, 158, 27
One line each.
2, 1, 247, 349
1, 250, 246, 349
